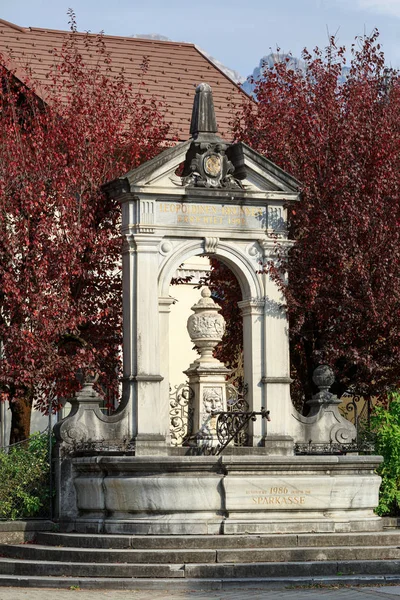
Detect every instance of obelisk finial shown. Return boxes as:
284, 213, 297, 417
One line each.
189, 83, 218, 138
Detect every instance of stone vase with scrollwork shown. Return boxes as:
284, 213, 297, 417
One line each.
184, 287, 230, 446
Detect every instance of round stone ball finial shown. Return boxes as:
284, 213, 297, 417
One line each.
201, 287, 212, 298
312, 365, 335, 391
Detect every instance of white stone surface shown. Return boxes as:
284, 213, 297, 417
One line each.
224, 475, 379, 511
70, 454, 383, 534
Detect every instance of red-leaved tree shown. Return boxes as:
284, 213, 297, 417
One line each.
0, 15, 169, 442
232, 32, 400, 407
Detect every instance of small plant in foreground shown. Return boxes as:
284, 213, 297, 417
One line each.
371, 392, 400, 516
0, 432, 52, 520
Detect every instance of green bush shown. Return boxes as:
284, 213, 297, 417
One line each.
371, 393, 400, 516
0, 432, 52, 520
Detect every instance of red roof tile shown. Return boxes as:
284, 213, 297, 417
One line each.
0, 19, 249, 141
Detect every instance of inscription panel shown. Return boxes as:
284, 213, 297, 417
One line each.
224, 476, 376, 511
156, 202, 267, 229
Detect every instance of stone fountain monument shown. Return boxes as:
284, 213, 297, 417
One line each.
54, 83, 382, 535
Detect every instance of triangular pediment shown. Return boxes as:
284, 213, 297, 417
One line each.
122, 140, 192, 190
114, 139, 300, 200
239, 143, 300, 194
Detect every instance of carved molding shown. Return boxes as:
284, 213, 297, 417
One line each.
140, 199, 155, 223
238, 298, 265, 316
188, 314, 225, 339
330, 422, 356, 444
267, 205, 286, 231
54, 382, 129, 446
246, 243, 262, 261
122, 375, 164, 382
159, 296, 176, 313
262, 376, 293, 384
122, 233, 136, 254
203, 387, 224, 414
159, 240, 173, 256
204, 237, 219, 254
182, 143, 243, 190
134, 225, 156, 234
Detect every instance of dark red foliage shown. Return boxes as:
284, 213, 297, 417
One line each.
233, 32, 400, 405
0, 15, 169, 441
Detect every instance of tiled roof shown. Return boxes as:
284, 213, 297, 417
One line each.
0, 19, 249, 141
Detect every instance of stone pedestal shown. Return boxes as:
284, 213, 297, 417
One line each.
185, 364, 230, 445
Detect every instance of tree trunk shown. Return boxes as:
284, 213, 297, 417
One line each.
9, 394, 32, 445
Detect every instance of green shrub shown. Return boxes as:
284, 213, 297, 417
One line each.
0, 432, 52, 520
371, 393, 400, 516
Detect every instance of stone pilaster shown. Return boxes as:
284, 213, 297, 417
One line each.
238, 298, 264, 446
122, 233, 166, 454
159, 296, 176, 445
258, 240, 293, 444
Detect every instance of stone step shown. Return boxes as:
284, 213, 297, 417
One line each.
0, 561, 399, 589
1, 543, 400, 564
184, 559, 400, 578
36, 532, 300, 549
1, 573, 398, 591
35, 530, 400, 549
0, 558, 184, 578
0, 544, 217, 564
216, 546, 400, 563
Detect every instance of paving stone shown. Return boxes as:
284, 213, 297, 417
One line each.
2, 583, 400, 599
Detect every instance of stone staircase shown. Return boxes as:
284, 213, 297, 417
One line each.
0, 530, 400, 589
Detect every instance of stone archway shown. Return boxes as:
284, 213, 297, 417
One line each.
158, 239, 263, 299
158, 239, 265, 446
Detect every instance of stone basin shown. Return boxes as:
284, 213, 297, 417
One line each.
58, 453, 383, 535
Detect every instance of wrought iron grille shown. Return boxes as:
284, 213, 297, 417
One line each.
294, 439, 375, 455
63, 438, 136, 456
169, 380, 270, 455
339, 388, 376, 451
225, 383, 250, 446
340, 389, 373, 425
212, 405, 270, 454
169, 383, 194, 447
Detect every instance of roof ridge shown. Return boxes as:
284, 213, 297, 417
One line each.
1, 20, 197, 48
193, 45, 251, 99
0, 18, 26, 32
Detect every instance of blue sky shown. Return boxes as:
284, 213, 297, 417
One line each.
1, 0, 400, 79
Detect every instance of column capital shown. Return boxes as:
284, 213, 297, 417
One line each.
122, 233, 163, 254
238, 298, 265, 316
158, 296, 176, 313
257, 238, 294, 259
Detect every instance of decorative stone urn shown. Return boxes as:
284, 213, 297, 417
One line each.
185, 287, 230, 446
187, 287, 225, 364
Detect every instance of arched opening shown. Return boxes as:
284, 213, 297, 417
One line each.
169, 254, 251, 448
159, 242, 265, 447
168, 254, 243, 393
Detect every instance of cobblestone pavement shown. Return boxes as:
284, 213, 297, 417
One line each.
2, 586, 400, 600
